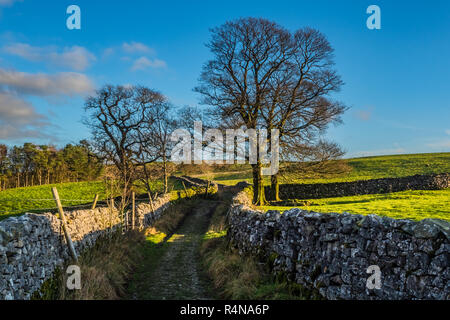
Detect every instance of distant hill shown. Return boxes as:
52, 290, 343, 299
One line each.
196, 152, 450, 185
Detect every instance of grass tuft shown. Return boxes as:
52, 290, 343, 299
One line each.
33, 230, 146, 300
200, 199, 317, 300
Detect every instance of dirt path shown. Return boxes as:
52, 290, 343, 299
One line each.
127, 200, 218, 300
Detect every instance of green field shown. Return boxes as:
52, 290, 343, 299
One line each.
1, 153, 449, 221
0, 179, 172, 220
216, 153, 450, 221
0, 181, 107, 220
262, 189, 450, 221
198, 152, 450, 185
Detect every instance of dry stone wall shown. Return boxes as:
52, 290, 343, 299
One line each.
0, 194, 170, 300
228, 189, 450, 300
135, 194, 171, 227
266, 173, 449, 200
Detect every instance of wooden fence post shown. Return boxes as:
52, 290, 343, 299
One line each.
131, 191, 135, 230
91, 193, 99, 210
52, 187, 78, 262
205, 180, 210, 198
124, 209, 128, 232
182, 181, 188, 198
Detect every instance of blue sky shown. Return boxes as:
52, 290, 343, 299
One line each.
0, 0, 449, 158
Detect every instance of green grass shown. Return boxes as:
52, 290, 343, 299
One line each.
198, 152, 450, 185
336, 152, 450, 183
0, 178, 174, 220
196, 153, 450, 221
0, 181, 107, 219
262, 189, 450, 221
125, 198, 200, 299
203, 230, 227, 240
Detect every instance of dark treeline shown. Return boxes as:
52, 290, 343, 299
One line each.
0, 140, 103, 191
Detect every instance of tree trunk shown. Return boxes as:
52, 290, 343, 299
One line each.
270, 173, 281, 201
251, 161, 267, 206
163, 155, 168, 194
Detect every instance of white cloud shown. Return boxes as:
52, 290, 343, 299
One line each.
102, 42, 166, 71
0, 68, 94, 141
0, 92, 50, 140
122, 42, 154, 54
0, 68, 94, 96
3, 43, 96, 71
445, 129, 450, 136
131, 57, 166, 71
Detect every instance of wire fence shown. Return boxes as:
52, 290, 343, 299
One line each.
0, 195, 154, 217
0, 197, 102, 217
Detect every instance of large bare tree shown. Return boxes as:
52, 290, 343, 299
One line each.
135, 100, 177, 194
261, 28, 347, 200
195, 18, 347, 205
84, 84, 166, 212
195, 17, 293, 205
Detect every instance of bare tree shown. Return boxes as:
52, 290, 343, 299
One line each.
273, 140, 350, 200
135, 100, 177, 194
153, 105, 177, 193
196, 18, 347, 205
261, 28, 348, 200
195, 17, 293, 205
84, 84, 166, 214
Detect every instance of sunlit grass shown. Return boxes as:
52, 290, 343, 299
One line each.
203, 230, 227, 240
199, 153, 450, 185
0, 178, 178, 220
200, 199, 318, 300
145, 229, 167, 244
262, 189, 450, 221
167, 233, 185, 242
0, 181, 106, 219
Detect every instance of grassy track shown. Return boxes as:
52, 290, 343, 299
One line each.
126, 199, 217, 300
262, 189, 450, 221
